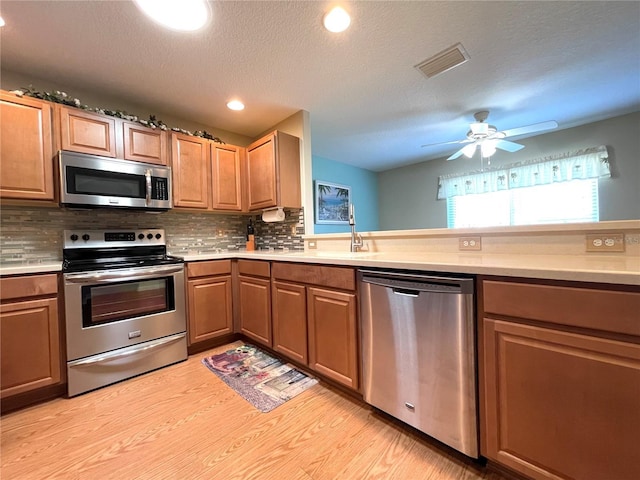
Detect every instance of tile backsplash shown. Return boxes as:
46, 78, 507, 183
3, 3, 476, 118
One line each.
0, 206, 304, 265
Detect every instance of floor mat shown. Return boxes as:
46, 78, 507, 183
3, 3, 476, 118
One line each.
202, 344, 318, 413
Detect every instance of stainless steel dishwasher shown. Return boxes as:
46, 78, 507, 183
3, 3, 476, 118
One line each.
359, 269, 478, 458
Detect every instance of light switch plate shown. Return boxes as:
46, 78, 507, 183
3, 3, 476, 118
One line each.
459, 236, 482, 251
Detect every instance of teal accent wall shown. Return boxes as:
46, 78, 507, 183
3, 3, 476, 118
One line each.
312, 156, 379, 233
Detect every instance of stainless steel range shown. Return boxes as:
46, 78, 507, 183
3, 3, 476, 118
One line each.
62, 229, 187, 397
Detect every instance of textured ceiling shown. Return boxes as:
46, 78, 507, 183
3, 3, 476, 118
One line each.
1, 1, 639, 171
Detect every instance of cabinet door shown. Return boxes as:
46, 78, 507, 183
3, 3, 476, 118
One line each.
307, 287, 358, 389
59, 106, 117, 157
272, 281, 308, 364
1, 298, 61, 398
211, 143, 243, 211
171, 133, 210, 209
123, 121, 167, 165
482, 318, 640, 480
187, 276, 232, 344
238, 275, 271, 346
246, 133, 277, 210
0, 92, 54, 200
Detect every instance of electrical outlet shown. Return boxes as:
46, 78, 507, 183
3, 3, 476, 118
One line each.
459, 236, 482, 251
626, 234, 640, 245
586, 233, 625, 252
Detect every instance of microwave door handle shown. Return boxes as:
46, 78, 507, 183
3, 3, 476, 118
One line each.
145, 169, 152, 205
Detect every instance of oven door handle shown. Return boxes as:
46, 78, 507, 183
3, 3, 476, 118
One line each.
68, 333, 185, 367
64, 265, 184, 283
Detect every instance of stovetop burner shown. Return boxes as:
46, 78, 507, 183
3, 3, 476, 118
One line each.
62, 229, 183, 273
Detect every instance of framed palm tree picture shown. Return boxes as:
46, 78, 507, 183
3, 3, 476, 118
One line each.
314, 180, 351, 224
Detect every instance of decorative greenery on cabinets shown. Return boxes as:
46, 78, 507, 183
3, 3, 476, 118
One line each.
9, 85, 224, 143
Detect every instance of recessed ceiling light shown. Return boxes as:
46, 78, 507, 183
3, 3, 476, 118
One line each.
133, 0, 210, 32
227, 100, 245, 111
323, 6, 351, 33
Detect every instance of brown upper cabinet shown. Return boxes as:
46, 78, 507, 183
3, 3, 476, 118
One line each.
171, 133, 243, 212
171, 132, 210, 209
0, 92, 55, 201
246, 131, 301, 211
211, 143, 243, 211
58, 105, 168, 165
58, 106, 117, 157
121, 121, 168, 165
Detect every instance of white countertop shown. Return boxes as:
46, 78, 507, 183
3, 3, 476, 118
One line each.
178, 250, 640, 285
1, 251, 638, 285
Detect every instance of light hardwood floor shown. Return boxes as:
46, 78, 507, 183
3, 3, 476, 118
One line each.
1, 343, 509, 480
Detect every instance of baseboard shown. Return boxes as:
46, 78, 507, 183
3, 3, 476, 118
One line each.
1, 383, 67, 415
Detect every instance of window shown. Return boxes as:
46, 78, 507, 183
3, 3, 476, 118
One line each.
447, 178, 599, 228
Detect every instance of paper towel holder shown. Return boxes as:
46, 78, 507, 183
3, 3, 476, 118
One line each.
262, 207, 285, 223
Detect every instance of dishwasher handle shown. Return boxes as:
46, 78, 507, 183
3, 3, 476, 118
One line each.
392, 288, 420, 297
360, 273, 470, 294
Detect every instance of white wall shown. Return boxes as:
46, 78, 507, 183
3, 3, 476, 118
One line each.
378, 112, 640, 230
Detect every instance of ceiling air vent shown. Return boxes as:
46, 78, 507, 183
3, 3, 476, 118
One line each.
415, 43, 470, 79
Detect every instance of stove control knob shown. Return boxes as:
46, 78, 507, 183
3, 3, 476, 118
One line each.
147, 233, 153, 240
138, 233, 145, 240
155, 233, 162, 239
70, 234, 79, 242
82, 234, 90, 242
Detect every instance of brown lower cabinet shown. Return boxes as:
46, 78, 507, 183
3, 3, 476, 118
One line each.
271, 262, 358, 390
272, 280, 307, 364
186, 260, 233, 346
0, 274, 62, 399
237, 260, 272, 346
307, 286, 357, 389
480, 277, 640, 480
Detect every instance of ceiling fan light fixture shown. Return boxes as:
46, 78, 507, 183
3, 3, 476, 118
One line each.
133, 0, 210, 32
462, 144, 477, 158
470, 122, 489, 136
481, 140, 497, 157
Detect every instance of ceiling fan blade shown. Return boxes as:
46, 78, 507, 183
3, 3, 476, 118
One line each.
421, 138, 471, 148
447, 146, 467, 160
494, 139, 525, 152
500, 120, 558, 138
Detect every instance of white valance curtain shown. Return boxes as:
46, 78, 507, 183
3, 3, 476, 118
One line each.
437, 145, 610, 200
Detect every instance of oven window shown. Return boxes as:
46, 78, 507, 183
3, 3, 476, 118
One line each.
81, 278, 175, 327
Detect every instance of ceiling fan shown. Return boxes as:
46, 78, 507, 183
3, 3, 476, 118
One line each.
422, 111, 558, 160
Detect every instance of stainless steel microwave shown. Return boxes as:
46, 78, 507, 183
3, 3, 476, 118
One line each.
58, 151, 172, 211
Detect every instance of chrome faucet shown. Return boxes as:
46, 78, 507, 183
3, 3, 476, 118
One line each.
349, 204, 364, 252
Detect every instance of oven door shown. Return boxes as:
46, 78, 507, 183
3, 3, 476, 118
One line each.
64, 264, 186, 361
